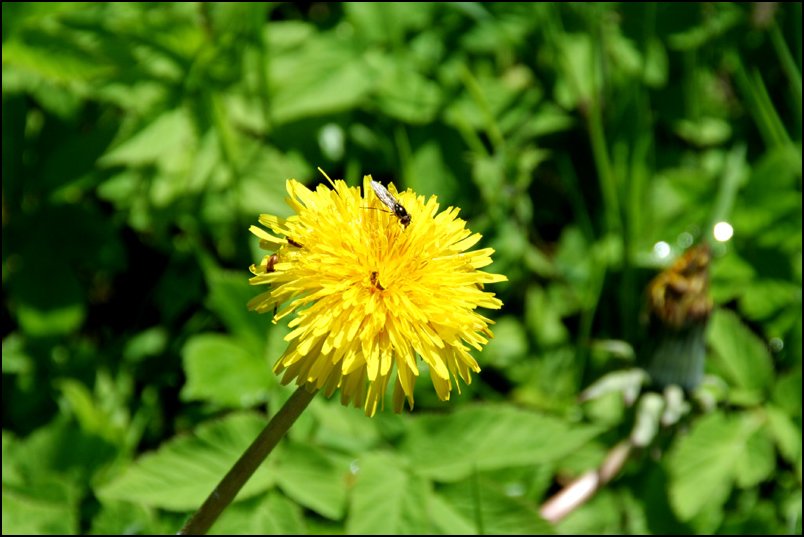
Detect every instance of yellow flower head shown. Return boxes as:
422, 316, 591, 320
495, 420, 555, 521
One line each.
248, 172, 507, 416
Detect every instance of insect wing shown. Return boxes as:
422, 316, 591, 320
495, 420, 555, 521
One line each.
370, 180, 399, 212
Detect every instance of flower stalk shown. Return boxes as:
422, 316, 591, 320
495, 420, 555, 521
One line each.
178, 386, 317, 535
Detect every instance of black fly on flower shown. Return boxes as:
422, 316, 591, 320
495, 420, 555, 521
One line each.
370, 180, 411, 228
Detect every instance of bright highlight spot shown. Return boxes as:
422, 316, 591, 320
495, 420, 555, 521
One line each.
653, 241, 671, 259
713, 221, 734, 242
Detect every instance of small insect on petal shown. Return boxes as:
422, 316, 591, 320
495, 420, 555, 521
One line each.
265, 253, 279, 273
370, 180, 411, 228
370, 271, 385, 291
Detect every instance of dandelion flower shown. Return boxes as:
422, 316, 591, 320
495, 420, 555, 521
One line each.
248, 173, 507, 416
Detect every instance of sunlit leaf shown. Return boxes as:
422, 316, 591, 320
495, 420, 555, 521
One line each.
400, 405, 602, 482
707, 309, 774, 393
667, 411, 766, 520
438, 475, 553, 535
181, 334, 274, 408
210, 492, 306, 535
96, 413, 278, 510
273, 441, 347, 520
347, 452, 433, 534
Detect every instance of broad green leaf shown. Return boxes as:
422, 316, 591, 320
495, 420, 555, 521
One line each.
373, 63, 442, 124
89, 501, 166, 536
710, 251, 756, 303
399, 405, 602, 482
765, 405, 802, 465
707, 309, 774, 393
772, 369, 802, 417
96, 412, 278, 510
674, 117, 732, 147
667, 411, 764, 520
347, 452, 433, 534
481, 315, 527, 368
738, 279, 801, 321
273, 441, 347, 520
405, 138, 460, 205
238, 144, 310, 219
99, 108, 194, 167
2, 477, 80, 535
210, 491, 306, 535
56, 379, 114, 441
438, 475, 553, 535
204, 266, 272, 356
427, 490, 478, 535
1, 333, 32, 375
666, 4, 742, 50
307, 400, 381, 454
443, 69, 530, 133
555, 33, 599, 110
554, 488, 623, 535
4, 417, 115, 485
269, 35, 374, 125
524, 286, 569, 348
181, 334, 274, 408
343, 3, 435, 44
734, 415, 775, 487
123, 327, 168, 363
643, 37, 669, 87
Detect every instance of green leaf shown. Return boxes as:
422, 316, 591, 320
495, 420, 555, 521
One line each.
56, 379, 113, 440
123, 327, 168, 363
343, 3, 435, 44
738, 279, 801, 321
765, 405, 802, 465
555, 33, 599, 110
96, 412, 278, 510
481, 315, 527, 368
181, 334, 274, 408
426, 490, 478, 535
554, 488, 624, 535
269, 35, 375, 125
2, 476, 80, 535
4, 417, 115, 486
346, 452, 433, 534
524, 286, 569, 348
204, 266, 272, 356
273, 441, 347, 520
643, 37, 669, 87
734, 415, 775, 488
405, 138, 460, 204
1, 333, 33, 375
89, 501, 166, 535
307, 400, 381, 454
772, 369, 802, 418
437, 475, 554, 535
99, 108, 194, 168
707, 309, 774, 393
210, 491, 306, 535
373, 63, 442, 124
238, 144, 310, 220
400, 405, 602, 482
674, 117, 732, 147
667, 411, 764, 521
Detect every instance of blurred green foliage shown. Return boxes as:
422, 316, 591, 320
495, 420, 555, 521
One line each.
2, 2, 801, 534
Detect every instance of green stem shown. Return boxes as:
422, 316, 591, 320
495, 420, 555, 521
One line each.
769, 21, 802, 114
587, 104, 621, 238
178, 386, 317, 535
